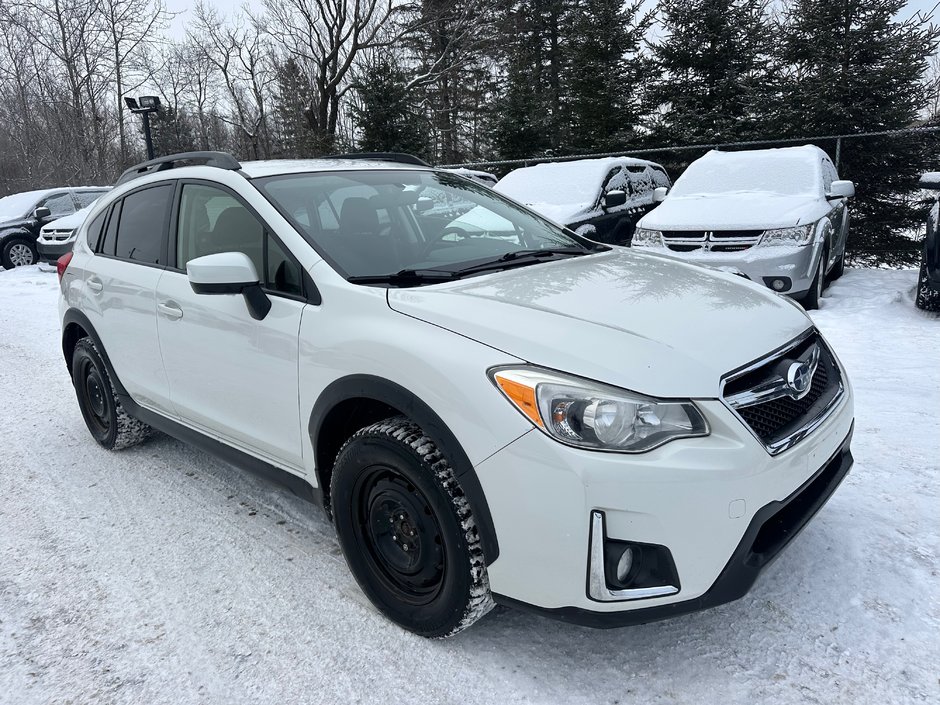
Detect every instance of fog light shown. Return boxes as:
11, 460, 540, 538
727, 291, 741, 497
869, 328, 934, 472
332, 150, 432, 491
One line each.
615, 547, 635, 583
772, 279, 785, 290
762, 276, 792, 292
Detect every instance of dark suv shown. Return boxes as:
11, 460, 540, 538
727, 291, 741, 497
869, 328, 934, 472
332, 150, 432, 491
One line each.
917, 173, 940, 312
0, 187, 110, 269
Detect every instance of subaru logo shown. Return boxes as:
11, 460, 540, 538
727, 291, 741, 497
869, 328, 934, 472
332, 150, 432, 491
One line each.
785, 351, 818, 399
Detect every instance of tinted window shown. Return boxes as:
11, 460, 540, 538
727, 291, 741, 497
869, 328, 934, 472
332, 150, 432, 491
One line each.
101, 202, 121, 255
115, 185, 173, 264
85, 210, 107, 250
41, 193, 75, 217
177, 183, 302, 296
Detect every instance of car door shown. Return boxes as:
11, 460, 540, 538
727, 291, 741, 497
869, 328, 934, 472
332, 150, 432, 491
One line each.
154, 181, 308, 471
83, 183, 175, 414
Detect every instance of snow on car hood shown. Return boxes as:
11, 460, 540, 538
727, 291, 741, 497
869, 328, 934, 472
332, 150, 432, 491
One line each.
639, 193, 829, 231
387, 249, 811, 398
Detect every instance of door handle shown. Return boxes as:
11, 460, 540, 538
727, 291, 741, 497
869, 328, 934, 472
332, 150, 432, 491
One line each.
87, 277, 103, 293
157, 302, 183, 321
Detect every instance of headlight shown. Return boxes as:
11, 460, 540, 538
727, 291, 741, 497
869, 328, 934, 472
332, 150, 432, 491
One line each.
631, 228, 662, 247
490, 367, 708, 452
759, 225, 813, 246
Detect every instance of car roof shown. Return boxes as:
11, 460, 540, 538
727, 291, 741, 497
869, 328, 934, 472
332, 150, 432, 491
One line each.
238, 158, 435, 179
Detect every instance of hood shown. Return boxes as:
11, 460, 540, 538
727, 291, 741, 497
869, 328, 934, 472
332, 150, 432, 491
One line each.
387, 249, 811, 398
639, 194, 827, 231
523, 202, 592, 226
40, 208, 89, 232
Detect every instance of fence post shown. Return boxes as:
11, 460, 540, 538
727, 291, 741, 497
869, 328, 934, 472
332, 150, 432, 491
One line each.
835, 137, 842, 169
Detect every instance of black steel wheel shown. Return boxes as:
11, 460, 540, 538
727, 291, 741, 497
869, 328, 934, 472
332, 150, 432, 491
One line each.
331, 417, 494, 637
71, 338, 151, 450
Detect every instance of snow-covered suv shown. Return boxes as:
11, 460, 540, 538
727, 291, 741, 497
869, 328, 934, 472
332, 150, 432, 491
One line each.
58, 151, 855, 637
632, 146, 854, 309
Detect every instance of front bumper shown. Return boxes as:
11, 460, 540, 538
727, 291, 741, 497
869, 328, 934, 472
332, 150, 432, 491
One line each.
37, 240, 75, 262
639, 243, 819, 296
476, 388, 854, 624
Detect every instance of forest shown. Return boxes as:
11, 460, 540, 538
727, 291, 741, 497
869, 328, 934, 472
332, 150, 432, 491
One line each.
1, 0, 938, 260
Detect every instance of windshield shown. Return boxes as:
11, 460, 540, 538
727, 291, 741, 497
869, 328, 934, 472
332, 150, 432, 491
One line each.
256, 170, 594, 282
0, 191, 45, 221
670, 152, 821, 198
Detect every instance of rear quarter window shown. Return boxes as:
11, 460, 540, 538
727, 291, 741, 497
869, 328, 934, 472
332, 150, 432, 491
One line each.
84, 210, 107, 250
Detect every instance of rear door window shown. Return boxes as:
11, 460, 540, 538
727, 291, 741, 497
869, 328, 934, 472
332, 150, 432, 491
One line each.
85, 210, 107, 250
100, 202, 121, 255
114, 184, 173, 265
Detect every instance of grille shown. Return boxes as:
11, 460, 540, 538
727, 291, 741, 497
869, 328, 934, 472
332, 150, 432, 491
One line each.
661, 230, 764, 253
41, 228, 74, 242
723, 333, 842, 453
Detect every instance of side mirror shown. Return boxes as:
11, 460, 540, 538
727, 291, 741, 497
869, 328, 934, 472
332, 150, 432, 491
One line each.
416, 197, 434, 212
187, 252, 271, 320
652, 187, 669, 203
34, 207, 51, 220
919, 172, 940, 190
602, 190, 627, 209
827, 180, 855, 199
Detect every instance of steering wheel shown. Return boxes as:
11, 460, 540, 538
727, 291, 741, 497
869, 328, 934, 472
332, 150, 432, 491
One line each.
421, 226, 475, 256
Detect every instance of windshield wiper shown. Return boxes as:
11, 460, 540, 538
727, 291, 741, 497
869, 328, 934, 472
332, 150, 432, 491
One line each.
452, 246, 590, 277
347, 268, 458, 286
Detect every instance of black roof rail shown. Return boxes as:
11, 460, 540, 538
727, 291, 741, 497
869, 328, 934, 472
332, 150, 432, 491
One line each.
115, 151, 242, 186
325, 152, 432, 167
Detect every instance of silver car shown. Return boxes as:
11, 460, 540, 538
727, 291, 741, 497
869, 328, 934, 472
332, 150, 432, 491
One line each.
631, 146, 854, 309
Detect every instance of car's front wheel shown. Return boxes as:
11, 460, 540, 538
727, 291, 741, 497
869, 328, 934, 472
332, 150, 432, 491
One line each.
71, 338, 152, 450
330, 416, 494, 637
802, 247, 828, 310
1, 237, 38, 269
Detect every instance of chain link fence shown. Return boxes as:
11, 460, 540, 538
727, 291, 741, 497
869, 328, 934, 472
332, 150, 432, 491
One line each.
441, 126, 940, 267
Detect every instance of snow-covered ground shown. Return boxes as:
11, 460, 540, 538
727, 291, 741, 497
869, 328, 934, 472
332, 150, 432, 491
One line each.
0, 266, 937, 704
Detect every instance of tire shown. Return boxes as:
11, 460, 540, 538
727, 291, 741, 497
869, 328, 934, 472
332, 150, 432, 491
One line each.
1, 237, 38, 269
330, 416, 494, 638
829, 250, 845, 281
71, 338, 151, 450
802, 247, 828, 310
915, 255, 940, 312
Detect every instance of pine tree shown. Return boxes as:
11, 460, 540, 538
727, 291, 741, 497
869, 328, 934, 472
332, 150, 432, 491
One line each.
490, 1, 574, 159
566, 0, 651, 152
774, 0, 940, 263
647, 0, 771, 143
272, 58, 320, 157
147, 105, 199, 157
353, 58, 429, 159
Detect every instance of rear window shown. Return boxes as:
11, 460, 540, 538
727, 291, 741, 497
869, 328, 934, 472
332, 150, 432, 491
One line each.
114, 185, 173, 264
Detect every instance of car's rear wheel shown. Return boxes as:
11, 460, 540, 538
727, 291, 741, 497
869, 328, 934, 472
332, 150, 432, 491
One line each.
802, 247, 828, 310
71, 338, 151, 450
330, 416, 494, 637
1, 238, 38, 269
915, 253, 940, 312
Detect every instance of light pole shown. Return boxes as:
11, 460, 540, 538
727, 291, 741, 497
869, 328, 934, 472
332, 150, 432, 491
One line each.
124, 95, 162, 160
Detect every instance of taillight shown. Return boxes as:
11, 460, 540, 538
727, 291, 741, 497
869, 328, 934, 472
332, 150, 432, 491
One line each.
57, 252, 73, 283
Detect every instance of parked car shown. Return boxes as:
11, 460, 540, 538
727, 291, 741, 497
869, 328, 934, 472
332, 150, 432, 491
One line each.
442, 167, 498, 187
916, 172, 940, 312
58, 151, 854, 638
37, 199, 105, 263
0, 186, 110, 269
494, 157, 672, 245
631, 146, 854, 309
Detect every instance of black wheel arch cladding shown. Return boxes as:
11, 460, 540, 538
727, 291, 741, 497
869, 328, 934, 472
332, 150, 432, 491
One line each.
309, 374, 500, 565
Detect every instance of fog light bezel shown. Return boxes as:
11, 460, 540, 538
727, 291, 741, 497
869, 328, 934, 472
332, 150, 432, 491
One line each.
762, 276, 792, 293
588, 511, 681, 602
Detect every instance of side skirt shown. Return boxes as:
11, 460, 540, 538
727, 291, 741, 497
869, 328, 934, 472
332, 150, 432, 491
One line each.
120, 393, 322, 507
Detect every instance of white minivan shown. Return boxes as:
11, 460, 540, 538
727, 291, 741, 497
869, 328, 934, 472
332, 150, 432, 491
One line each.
58, 151, 854, 637
632, 146, 855, 309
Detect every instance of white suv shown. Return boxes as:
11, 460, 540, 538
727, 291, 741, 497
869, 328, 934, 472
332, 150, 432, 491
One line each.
58, 151, 855, 637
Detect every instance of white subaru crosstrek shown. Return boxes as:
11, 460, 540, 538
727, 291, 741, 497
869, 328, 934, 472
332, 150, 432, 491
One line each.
58, 151, 855, 637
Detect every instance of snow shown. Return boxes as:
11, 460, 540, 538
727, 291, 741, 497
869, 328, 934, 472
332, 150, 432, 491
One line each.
1, 265, 939, 704
669, 146, 825, 198
0, 190, 57, 222
495, 157, 661, 224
